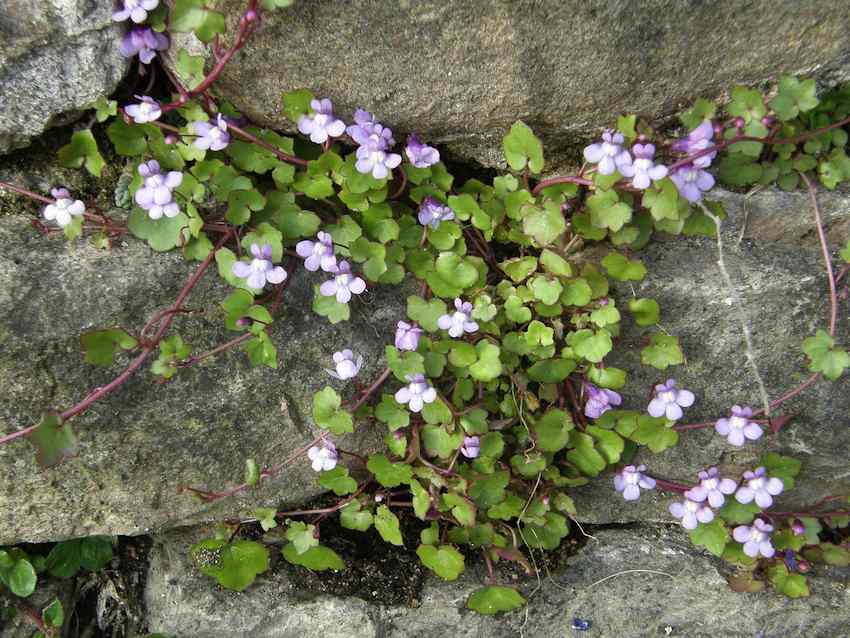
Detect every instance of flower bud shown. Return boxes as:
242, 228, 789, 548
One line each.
235, 317, 252, 328
734, 117, 745, 129
164, 134, 178, 145
761, 116, 775, 128
797, 560, 811, 573
791, 519, 806, 536
712, 123, 724, 138
244, 9, 259, 22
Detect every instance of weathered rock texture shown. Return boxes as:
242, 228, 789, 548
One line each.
144, 524, 850, 638
191, 0, 850, 167
0, 0, 128, 153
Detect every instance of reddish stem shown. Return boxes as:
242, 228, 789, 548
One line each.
649, 476, 692, 495
227, 122, 309, 167
798, 171, 838, 336
0, 180, 54, 204
348, 367, 392, 412
531, 175, 593, 197
177, 332, 254, 367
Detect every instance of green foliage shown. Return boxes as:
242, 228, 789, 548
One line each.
641, 333, 684, 369
191, 539, 269, 591
25, 412, 78, 468
151, 335, 191, 380
171, 0, 226, 42
45, 537, 113, 578
416, 544, 465, 580
0, 550, 37, 597
281, 544, 345, 571
58, 130, 104, 177
688, 520, 728, 557
80, 328, 138, 366
312, 387, 354, 434
467, 585, 526, 614
502, 122, 544, 174
801, 329, 849, 380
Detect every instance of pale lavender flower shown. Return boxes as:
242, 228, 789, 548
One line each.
395, 321, 423, 352
460, 436, 480, 459
670, 165, 715, 203
790, 519, 806, 536
193, 114, 230, 151
417, 197, 455, 229
583, 383, 622, 419
671, 120, 716, 169
437, 299, 478, 338
295, 231, 336, 273
619, 143, 668, 189
297, 98, 346, 144
43, 188, 85, 227
735, 466, 784, 509
346, 109, 382, 145
647, 379, 695, 421
582, 129, 633, 176
355, 137, 402, 179
613, 464, 656, 501
119, 27, 169, 64
232, 243, 288, 289
689, 467, 738, 508
669, 488, 715, 530
307, 441, 338, 472
134, 160, 183, 219
112, 0, 159, 23
733, 519, 775, 558
319, 261, 366, 304
125, 95, 161, 124
405, 133, 440, 168
325, 349, 363, 381
715, 405, 763, 447
395, 373, 437, 413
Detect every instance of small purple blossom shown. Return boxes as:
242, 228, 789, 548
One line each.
791, 519, 806, 536
112, 0, 159, 23
307, 440, 338, 472
613, 464, 656, 501
134, 160, 183, 219
319, 261, 366, 304
733, 519, 775, 558
193, 114, 230, 151
619, 143, 668, 189
583, 383, 622, 419
395, 321, 423, 352
355, 137, 402, 179
582, 129, 633, 176
437, 299, 478, 338
119, 27, 169, 64
460, 436, 480, 459
232, 243, 288, 289
670, 165, 715, 203
395, 374, 437, 413
417, 197, 455, 229
43, 188, 85, 227
297, 98, 346, 145
405, 133, 440, 168
689, 467, 738, 508
325, 349, 363, 381
295, 231, 337, 273
346, 109, 385, 145
735, 466, 784, 509
669, 488, 715, 530
647, 379, 695, 421
715, 405, 763, 447
671, 121, 716, 169
125, 95, 161, 124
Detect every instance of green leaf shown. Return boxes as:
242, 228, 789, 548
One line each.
80, 328, 138, 366
717, 499, 760, 525
191, 539, 269, 591
45, 540, 82, 578
386, 345, 426, 382
282, 89, 315, 123
560, 278, 592, 307
588, 189, 632, 232
529, 275, 563, 305
80, 537, 113, 570
42, 599, 64, 628
26, 412, 78, 468
566, 329, 612, 363
628, 298, 660, 326
769, 76, 818, 121
601, 252, 646, 281
587, 366, 626, 390
58, 129, 104, 177
520, 512, 568, 550
502, 121, 544, 174
285, 522, 319, 554
468, 471, 509, 508
244, 332, 277, 369
319, 466, 358, 496
688, 520, 728, 557
88, 95, 117, 123
630, 415, 679, 452
679, 99, 717, 129
312, 284, 350, 323
467, 586, 526, 615
767, 563, 809, 598
801, 329, 850, 380
469, 341, 502, 381
406, 295, 447, 332
367, 454, 413, 487
587, 426, 623, 464
226, 189, 266, 225
522, 202, 566, 246
127, 208, 190, 252
7, 558, 37, 597
416, 544, 465, 581
373, 505, 404, 546
717, 154, 763, 186
565, 432, 606, 476
533, 409, 574, 452
244, 458, 260, 486
312, 387, 353, 435
174, 49, 206, 89
171, 0, 226, 42
527, 358, 576, 383
281, 543, 345, 571
759, 452, 801, 490
641, 333, 684, 369
726, 86, 766, 122
500, 256, 538, 283
339, 502, 373, 531
254, 508, 278, 532
374, 394, 410, 430
421, 424, 462, 458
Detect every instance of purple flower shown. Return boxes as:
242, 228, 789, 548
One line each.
405, 133, 440, 168
618, 143, 668, 189
669, 488, 715, 530
689, 467, 738, 508
125, 95, 161, 124
583, 383, 622, 419
134, 160, 183, 219
715, 405, 763, 447
295, 231, 337, 273
791, 519, 806, 536
319, 261, 366, 304
395, 321, 423, 352
582, 130, 633, 176
395, 374, 437, 413
735, 466, 784, 509
346, 109, 394, 147
43, 188, 85, 227
112, 0, 159, 23
417, 197, 455, 229
297, 98, 346, 144
460, 436, 480, 459
355, 137, 402, 179
670, 165, 715, 203
437, 299, 479, 338
193, 114, 230, 151
647, 379, 695, 421
325, 349, 363, 381
733, 519, 775, 558
307, 441, 338, 472
671, 121, 716, 169
613, 464, 656, 501
232, 243, 288, 289
119, 27, 169, 64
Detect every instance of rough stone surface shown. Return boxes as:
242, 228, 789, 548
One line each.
187, 0, 850, 167
0, 0, 128, 153
144, 524, 850, 638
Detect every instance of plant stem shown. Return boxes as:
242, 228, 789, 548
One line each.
798, 171, 838, 337
177, 332, 254, 367
348, 367, 392, 412
0, 180, 54, 204
227, 122, 309, 167
649, 476, 691, 494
